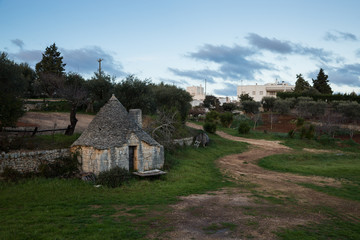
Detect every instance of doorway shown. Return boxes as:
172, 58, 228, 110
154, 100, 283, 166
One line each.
128, 146, 137, 171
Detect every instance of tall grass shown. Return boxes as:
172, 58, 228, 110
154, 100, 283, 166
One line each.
0, 134, 248, 239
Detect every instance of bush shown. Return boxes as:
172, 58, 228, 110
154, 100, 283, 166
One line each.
238, 121, 251, 134
96, 167, 133, 188
205, 111, 220, 122
231, 114, 252, 128
1, 167, 23, 182
203, 122, 217, 133
288, 129, 295, 138
38, 155, 80, 178
220, 112, 233, 128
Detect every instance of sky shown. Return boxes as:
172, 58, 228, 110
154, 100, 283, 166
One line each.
1, 0, 360, 97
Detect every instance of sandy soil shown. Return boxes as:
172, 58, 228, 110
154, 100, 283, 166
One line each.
156, 123, 360, 239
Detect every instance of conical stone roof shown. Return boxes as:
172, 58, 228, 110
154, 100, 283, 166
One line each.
72, 95, 160, 149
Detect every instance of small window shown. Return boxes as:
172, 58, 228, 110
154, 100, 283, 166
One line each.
252, 91, 256, 95
260, 91, 263, 95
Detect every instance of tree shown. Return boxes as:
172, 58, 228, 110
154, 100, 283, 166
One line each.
59, 73, 88, 135
114, 75, 156, 114
312, 68, 332, 94
274, 99, 291, 115
152, 83, 192, 121
241, 101, 260, 114
261, 97, 276, 112
35, 43, 66, 97
238, 93, 253, 102
294, 74, 311, 93
35, 43, 66, 76
261, 96, 277, 130
336, 101, 360, 139
203, 95, 220, 109
222, 102, 237, 112
0, 52, 27, 128
85, 71, 114, 112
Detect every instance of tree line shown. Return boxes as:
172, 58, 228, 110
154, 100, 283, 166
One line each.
0, 43, 192, 134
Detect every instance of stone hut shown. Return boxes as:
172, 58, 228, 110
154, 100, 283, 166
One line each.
71, 95, 164, 174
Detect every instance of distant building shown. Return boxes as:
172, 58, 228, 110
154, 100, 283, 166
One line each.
218, 97, 231, 105
186, 85, 205, 101
237, 81, 294, 102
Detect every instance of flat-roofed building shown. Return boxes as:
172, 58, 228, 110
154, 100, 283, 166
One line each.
237, 81, 294, 102
186, 85, 205, 101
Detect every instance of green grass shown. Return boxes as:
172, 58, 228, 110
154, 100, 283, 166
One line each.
5, 133, 81, 151
0, 134, 248, 239
258, 152, 360, 201
276, 209, 360, 240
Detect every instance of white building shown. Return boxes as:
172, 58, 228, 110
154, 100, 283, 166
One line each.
186, 85, 205, 101
237, 81, 294, 102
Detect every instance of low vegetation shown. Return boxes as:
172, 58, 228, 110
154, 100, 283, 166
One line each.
0, 134, 248, 239
0, 133, 80, 152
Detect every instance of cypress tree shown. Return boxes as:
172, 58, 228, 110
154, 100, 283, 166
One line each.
312, 68, 332, 94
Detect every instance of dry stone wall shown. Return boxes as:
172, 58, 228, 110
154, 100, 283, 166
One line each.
0, 149, 70, 173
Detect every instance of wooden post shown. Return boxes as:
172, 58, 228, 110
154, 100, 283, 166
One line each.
31, 127, 38, 137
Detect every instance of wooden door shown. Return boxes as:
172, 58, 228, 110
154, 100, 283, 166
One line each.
129, 146, 136, 171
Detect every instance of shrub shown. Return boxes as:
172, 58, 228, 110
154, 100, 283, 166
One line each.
38, 155, 80, 178
305, 124, 315, 139
220, 112, 233, 128
96, 167, 133, 188
203, 122, 217, 133
238, 121, 251, 134
1, 167, 23, 182
288, 129, 295, 138
205, 111, 220, 122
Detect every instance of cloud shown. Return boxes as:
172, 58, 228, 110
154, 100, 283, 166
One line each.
356, 49, 360, 58
246, 33, 292, 54
184, 43, 274, 80
308, 65, 360, 87
168, 68, 221, 83
213, 82, 238, 96
324, 31, 358, 42
11, 39, 24, 49
247, 33, 333, 62
331, 64, 360, 87
61, 46, 126, 77
8, 43, 126, 78
189, 44, 256, 63
9, 49, 42, 63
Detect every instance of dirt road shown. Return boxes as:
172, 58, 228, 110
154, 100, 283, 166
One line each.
159, 123, 360, 239
18, 112, 94, 133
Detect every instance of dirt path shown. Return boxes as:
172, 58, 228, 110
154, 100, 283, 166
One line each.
158, 123, 360, 239
18, 112, 94, 133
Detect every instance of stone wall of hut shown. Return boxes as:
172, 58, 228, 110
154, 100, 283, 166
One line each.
72, 133, 164, 174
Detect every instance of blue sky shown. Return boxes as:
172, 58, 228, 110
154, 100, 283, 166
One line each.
1, 0, 360, 97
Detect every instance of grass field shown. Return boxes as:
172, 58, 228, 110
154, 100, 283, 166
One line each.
0, 134, 248, 239
259, 152, 360, 202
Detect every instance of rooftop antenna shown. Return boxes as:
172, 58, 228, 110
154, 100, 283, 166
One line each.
97, 58, 103, 77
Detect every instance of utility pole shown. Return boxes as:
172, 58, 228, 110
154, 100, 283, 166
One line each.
204, 79, 207, 96
97, 58, 103, 77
